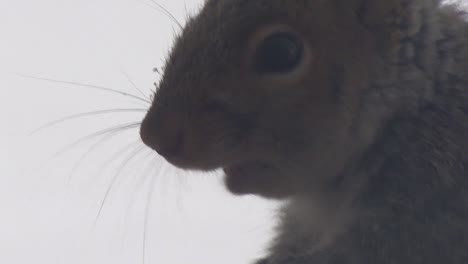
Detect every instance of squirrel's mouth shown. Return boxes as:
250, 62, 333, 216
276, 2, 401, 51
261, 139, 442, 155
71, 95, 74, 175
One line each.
223, 161, 274, 195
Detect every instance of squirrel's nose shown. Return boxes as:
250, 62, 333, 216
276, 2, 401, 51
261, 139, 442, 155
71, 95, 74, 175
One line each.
140, 110, 185, 159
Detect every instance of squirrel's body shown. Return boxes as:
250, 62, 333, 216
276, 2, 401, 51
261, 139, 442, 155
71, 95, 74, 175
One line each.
140, 0, 468, 263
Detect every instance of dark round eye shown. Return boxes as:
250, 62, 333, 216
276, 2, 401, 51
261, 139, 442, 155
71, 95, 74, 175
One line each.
254, 32, 303, 74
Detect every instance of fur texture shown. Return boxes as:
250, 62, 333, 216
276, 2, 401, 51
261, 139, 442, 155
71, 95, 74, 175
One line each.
140, 0, 468, 263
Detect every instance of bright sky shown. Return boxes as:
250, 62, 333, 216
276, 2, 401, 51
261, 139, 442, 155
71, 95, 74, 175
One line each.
0, 0, 278, 263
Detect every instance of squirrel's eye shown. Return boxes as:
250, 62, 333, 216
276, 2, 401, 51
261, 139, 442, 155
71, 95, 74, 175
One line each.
254, 32, 303, 74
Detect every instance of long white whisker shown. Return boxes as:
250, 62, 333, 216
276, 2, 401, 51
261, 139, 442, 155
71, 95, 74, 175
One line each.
145, 0, 184, 30
120, 150, 157, 253
95, 140, 145, 178
126, 152, 159, 214
120, 70, 152, 102
51, 122, 141, 158
94, 144, 147, 227
16, 73, 152, 104
66, 127, 137, 189
31, 109, 146, 135
142, 159, 159, 264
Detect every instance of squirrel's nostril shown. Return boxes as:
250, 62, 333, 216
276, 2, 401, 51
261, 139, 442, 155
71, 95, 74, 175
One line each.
140, 112, 185, 159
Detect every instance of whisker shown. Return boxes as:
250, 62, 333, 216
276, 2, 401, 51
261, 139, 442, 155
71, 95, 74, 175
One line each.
126, 152, 159, 210
142, 161, 159, 264
15, 73, 152, 104
66, 127, 138, 189
31, 108, 147, 135
120, 70, 152, 102
145, 0, 184, 30
94, 144, 147, 226
51, 122, 141, 158
119, 151, 159, 259
95, 140, 145, 177
134, 150, 160, 192
86, 139, 145, 194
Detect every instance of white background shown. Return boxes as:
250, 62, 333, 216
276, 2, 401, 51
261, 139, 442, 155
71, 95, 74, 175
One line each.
0, 0, 278, 263
2, 0, 467, 264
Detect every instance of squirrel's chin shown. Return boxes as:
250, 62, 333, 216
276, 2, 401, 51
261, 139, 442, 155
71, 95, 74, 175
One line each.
223, 162, 291, 199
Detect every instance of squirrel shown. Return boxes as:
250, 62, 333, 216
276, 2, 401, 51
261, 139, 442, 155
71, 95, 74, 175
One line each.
140, 0, 468, 263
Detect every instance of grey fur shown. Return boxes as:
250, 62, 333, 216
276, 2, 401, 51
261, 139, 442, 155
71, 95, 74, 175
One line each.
140, 0, 468, 263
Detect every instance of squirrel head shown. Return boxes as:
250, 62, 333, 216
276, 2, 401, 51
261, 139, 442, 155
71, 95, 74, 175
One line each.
140, 0, 420, 198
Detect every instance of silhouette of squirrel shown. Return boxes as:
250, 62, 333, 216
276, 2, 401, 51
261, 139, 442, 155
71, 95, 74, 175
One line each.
140, 0, 468, 263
